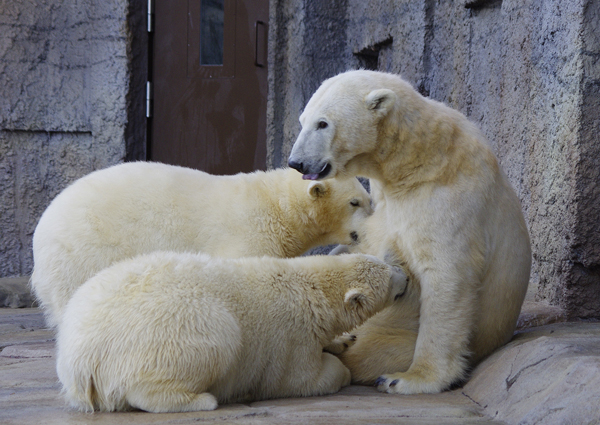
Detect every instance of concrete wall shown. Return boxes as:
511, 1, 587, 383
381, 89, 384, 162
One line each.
267, 0, 600, 318
0, 0, 146, 278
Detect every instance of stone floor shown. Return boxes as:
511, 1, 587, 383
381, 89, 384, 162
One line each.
1, 300, 600, 424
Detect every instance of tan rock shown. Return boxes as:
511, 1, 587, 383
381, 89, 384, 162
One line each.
463, 323, 600, 424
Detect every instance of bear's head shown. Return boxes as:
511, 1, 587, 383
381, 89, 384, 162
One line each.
340, 255, 408, 326
303, 177, 372, 248
288, 70, 408, 181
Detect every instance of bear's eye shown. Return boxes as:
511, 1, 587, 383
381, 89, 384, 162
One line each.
350, 199, 360, 207
317, 121, 328, 129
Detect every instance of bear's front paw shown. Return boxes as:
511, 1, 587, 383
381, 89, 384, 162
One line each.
323, 333, 357, 355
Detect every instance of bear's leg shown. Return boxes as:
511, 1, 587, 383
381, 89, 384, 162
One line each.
126, 382, 218, 413
375, 271, 477, 394
339, 326, 417, 385
307, 352, 352, 396
335, 275, 420, 384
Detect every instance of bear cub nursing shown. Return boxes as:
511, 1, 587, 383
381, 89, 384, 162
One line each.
57, 252, 407, 413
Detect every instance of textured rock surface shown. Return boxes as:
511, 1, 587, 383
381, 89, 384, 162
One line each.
0, 0, 146, 278
463, 323, 600, 424
0, 277, 35, 308
1, 308, 599, 424
266, 0, 600, 318
266, 0, 352, 168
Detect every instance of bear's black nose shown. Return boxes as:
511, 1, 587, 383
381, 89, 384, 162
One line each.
288, 159, 304, 174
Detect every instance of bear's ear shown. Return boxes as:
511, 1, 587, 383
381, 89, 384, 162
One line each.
344, 288, 367, 307
365, 89, 397, 116
308, 181, 328, 198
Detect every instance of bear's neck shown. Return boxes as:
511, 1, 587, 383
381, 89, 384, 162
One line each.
369, 103, 495, 194
254, 183, 323, 258
303, 289, 350, 346
273, 198, 325, 257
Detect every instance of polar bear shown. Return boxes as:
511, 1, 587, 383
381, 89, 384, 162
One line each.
288, 70, 531, 394
31, 162, 372, 326
32, 162, 372, 328
56, 251, 408, 412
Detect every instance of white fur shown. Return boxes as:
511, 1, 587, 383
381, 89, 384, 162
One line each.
288, 70, 532, 394
56, 252, 407, 412
31, 162, 372, 328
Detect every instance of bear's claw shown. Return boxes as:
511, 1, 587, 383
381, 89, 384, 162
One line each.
375, 376, 400, 391
375, 376, 387, 387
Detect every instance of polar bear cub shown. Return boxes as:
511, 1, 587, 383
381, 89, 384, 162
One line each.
56, 252, 407, 412
288, 70, 531, 394
32, 162, 372, 328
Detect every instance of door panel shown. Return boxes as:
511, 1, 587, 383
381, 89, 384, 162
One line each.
150, 0, 268, 174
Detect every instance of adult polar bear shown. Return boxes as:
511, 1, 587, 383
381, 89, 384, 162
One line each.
288, 70, 531, 394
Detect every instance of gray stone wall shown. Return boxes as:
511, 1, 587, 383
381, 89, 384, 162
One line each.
1, 0, 597, 319
266, 0, 352, 168
267, 0, 600, 318
0, 0, 146, 278
569, 0, 600, 317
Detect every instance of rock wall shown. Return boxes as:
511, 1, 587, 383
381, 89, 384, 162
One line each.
0, 0, 146, 278
2, 0, 597, 319
266, 0, 600, 318
569, 0, 600, 317
266, 0, 351, 168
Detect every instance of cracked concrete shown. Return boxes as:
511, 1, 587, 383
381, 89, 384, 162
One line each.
1, 307, 599, 424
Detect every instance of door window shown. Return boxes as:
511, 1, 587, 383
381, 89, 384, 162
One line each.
188, 0, 235, 78
200, 0, 224, 65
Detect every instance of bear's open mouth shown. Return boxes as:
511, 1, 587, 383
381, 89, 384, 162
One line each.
302, 163, 332, 180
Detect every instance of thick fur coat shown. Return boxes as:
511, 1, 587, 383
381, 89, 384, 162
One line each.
56, 252, 407, 412
288, 70, 531, 394
31, 162, 372, 327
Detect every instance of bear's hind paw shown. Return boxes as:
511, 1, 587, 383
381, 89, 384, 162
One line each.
375, 372, 446, 395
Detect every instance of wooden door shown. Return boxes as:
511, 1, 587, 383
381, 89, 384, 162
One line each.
149, 0, 268, 174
